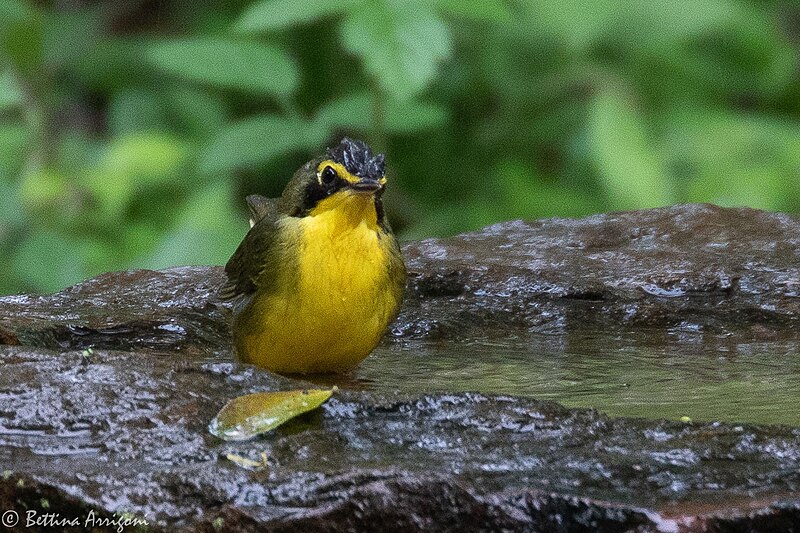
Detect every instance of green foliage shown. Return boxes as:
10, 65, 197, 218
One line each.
339, 1, 452, 101
0, 71, 22, 110
235, 0, 357, 32
589, 89, 674, 209
146, 39, 298, 96
200, 115, 323, 174
0, 0, 799, 295
435, 0, 511, 23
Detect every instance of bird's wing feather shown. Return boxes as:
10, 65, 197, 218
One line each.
219, 202, 282, 302
246, 194, 279, 227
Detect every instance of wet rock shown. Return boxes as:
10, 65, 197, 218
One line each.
1, 345, 799, 531
1, 204, 800, 531
0, 267, 230, 353
2, 204, 799, 351
399, 204, 800, 338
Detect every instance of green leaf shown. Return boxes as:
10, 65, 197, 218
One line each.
688, 168, 787, 211
664, 109, 800, 211
19, 168, 69, 211
588, 89, 674, 209
2, 15, 43, 74
0, 0, 40, 69
199, 114, 325, 174
141, 182, 243, 269
494, 160, 601, 219
146, 39, 298, 96
0, 0, 35, 23
435, 0, 511, 22
165, 86, 228, 138
386, 98, 448, 133
116, 222, 162, 267
108, 88, 168, 136
623, 0, 758, 44
0, 70, 23, 111
525, 0, 617, 52
235, 0, 358, 32
72, 38, 149, 92
313, 92, 372, 131
80, 133, 189, 220
0, 124, 28, 176
11, 230, 85, 293
209, 389, 334, 441
100, 133, 189, 185
340, 1, 451, 100
42, 9, 99, 67
0, 179, 23, 227
313, 91, 447, 133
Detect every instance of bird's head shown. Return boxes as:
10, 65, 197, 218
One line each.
280, 138, 388, 221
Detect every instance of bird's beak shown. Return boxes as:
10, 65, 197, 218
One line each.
349, 179, 383, 195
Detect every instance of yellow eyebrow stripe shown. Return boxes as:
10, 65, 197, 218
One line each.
317, 160, 359, 184
317, 159, 387, 185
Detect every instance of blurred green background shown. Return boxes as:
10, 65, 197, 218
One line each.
1, 0, 799, 295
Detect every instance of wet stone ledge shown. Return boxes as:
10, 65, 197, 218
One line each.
1, 203, 799, 351
0, 204, 799, 531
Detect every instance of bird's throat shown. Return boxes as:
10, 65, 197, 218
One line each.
307, 192, 380, 233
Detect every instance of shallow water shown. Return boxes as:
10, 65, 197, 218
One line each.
346, 329, 800, 426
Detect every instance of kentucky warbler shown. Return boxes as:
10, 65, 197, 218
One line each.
219, 138, 406, 374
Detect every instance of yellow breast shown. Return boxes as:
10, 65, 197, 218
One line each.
234, 192, 402, 374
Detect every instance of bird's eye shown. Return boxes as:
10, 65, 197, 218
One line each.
321, 166, 337, 185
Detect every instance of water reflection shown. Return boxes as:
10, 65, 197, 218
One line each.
344, 328, 800, 426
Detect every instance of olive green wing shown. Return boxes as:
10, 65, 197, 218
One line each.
246, 194, 279, 227
219, 202, 283, 302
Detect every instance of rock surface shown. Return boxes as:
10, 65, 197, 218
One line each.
400, 203, 800, 339
4, 203, 799, 351
1, 204, 799, 531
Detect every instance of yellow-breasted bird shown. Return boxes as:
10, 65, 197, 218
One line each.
219, 138, 406, 374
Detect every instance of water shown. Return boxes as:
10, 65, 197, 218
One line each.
345, 328, 800, 427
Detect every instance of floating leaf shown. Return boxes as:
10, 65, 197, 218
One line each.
146, 39, 298, 96
209, 389, 334, 441
226, 452, 269, 471
235, 0, 358, 33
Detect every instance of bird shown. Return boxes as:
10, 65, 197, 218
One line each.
219, 138, 406, 374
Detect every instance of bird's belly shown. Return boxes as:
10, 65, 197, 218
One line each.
235, 219, 397, 374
